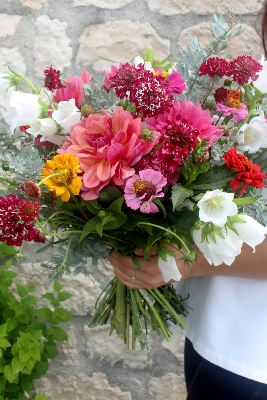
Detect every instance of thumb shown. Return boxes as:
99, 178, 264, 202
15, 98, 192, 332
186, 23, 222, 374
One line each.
134, 248, 143, 256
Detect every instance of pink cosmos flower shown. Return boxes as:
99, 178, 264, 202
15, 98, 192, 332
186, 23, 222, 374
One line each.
60, 107, 159, 200
143, 98, 223, 184
53, 70, 90, 109
124, 169, 167, 213
216, 100, 248, 123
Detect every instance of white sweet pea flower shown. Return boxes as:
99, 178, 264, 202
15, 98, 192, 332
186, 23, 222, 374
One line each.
192, 226, 241, 266
237, 112, 267, 153
4, 88, 45, 134
229, 215, 267, 251
134, 56, 153, 71
254, 55, 267, 94
197, 190, 238, 227
26, 118, 58, 139
52, 99, 81, 134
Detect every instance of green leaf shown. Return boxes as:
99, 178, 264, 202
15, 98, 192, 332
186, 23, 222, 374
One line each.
0, 365, 4, 373
0, 242, 17, 255
6, 318, 18, 333
49, 326, 68, 342
5, 271, 17, 279
0, 338, 11, 350
21, 375, 34, 394
33, 330, 43, 341
16, 283, 27, 298
52, 308, 74, 324
85, 199, 104, 214
123, 232, 147, 251
29, 346, 41, 361
12, 357, 24, 374
108, 196, 124, 215
31, 359, 49, 379
35, 308, 53, 323
77, 216, 100, 245
34, 392, 49, 400
43, 340, 58, 359
28, 322, 47, 336
21, 295, 37, 306
11, 343, 19, 357
0, 376, 6, 392
233, 196, 259, 205
171, 183, 194, 210
4, 364, 18, 383
189, 168, 236, 190
0, 324, 7, 335
170, 209, 199, 229
53, 281, 63, 292
26, 283, 35, 292
19, 349, 30, 363
36, 244, 54, 253
145, 227, 164, 251
96, 221, 103, 237
57, 292, 72, 302
99, 185, 123, 203
16, 310, 30, 324
42, 293, 56, 302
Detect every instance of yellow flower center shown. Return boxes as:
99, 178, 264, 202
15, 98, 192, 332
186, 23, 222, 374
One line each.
52, 165, 74, 186
228, 99, 242, 109
205, 195, 222, 210
154, 71, 169, 78
131, 178, 156, 200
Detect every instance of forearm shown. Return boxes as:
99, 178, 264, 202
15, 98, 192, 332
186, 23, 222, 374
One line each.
180, 240, 267, 280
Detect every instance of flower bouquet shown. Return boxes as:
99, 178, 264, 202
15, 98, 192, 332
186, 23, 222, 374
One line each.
0, 7, 267, 350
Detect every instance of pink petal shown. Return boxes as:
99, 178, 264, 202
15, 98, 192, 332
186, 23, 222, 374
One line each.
97, 159, 111, 181
107, 143, 126, 165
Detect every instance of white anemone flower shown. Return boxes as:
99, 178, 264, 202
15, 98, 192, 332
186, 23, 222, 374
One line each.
26, 118, 58, 139
192, 226, 241, 266
5, 88, 43, 134
134, 56, 153, 71
52, 99, 81, 134
254, 55, 267, 94
237, 112, 267, 153
230, 215, 267, 252
197, 189, 238, 227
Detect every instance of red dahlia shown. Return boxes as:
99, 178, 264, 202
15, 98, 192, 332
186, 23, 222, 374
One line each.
227, 55, 262, 86
0, 195, 44, 246
44, 65, 62, 91
223, 147, 266, 195
214, 87, 228, 102
199, 57, 229, 78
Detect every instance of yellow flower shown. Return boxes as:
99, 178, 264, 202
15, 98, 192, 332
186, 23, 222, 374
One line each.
41, 154, 82, 202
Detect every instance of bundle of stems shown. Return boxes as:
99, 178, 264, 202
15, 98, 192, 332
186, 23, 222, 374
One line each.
89, 277, 189, 350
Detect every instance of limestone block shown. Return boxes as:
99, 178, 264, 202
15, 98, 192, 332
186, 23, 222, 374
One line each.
77, 20, 170, 71
11, 261, 102, 316
0, 47, 26, 76
33, 15, 72, 78
145, 0, 264, 16
35, 372, 132, 400
178, 22, 263, 60
83, 324, 151, 368
162, 327, 185, 362
58, 326, 79, 365
149, 373, 187, 400
7, 0, 49, 9
73, 0, 133, 8
0, 14, 22, 38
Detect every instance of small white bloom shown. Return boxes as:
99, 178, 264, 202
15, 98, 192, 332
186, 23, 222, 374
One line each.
197, 190, 238, 227
26, 118, 58, 139
158, 254, 181, 282
230, 215, 267, 252
238, 112, 267, 153
5, 88, 42, 134
134, 56, 153, 71
52, 99, 81, 134
192, 226, 241, 266
0, 74, 11, 102
254, 55, 267, 94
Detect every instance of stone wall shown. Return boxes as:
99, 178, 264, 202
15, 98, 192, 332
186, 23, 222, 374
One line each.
0, 1, 265, 399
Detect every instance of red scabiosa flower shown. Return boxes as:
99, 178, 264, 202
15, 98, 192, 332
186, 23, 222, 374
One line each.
199, 57, 229, 78
110, 63, 174, 118
227, 55, 262, 86
214, 87, 228, 102
19, 200, 40, 220
124, 169, 167, 213
223, 147, 266, 195
44, 65, 63, 91
19, 181, 40, 199
0, 195, 44, 246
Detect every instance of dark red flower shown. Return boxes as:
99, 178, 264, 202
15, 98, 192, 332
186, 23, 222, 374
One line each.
110, 63, 173, 118
19, 200, 39, 220
0, 195, 44, 246
199, 57, 229, 78
223, 147, 266, 195
44, 65, 62, 91
227, 55, 262, 86
214, 87, 228, 102
18, 181, 40, 199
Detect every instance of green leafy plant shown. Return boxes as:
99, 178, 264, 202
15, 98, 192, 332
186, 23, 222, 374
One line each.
0, 242, 73, 400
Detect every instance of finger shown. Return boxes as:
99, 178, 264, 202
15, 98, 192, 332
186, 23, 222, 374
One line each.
113, 270, 151, 289
113, 266, 164, 289
134, 246, 157, 257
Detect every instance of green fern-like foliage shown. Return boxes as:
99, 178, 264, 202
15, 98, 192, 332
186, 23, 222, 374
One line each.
82, 73, 119, 112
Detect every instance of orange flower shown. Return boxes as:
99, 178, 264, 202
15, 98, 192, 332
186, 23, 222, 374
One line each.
41, 154, 82, 202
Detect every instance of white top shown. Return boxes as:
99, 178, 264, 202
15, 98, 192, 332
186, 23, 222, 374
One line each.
175, 275, 267, 384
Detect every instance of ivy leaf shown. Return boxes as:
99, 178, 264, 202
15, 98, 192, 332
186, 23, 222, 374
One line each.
171, 183, 193, 210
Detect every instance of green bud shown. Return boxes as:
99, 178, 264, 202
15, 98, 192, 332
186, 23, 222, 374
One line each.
184, 252, 196, 261
81, 104, 93, 118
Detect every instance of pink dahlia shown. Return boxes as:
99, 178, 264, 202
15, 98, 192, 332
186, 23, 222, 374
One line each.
144, 98, 223, 184
124, 169, 167, 213
53, 70, 91, 109
60, 106, 160, 200
216, 99, 248, 123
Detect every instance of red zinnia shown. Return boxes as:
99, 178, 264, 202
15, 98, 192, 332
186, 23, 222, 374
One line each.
44, 65, 62, 91
227, 55, 262, 86
223, 147, 266, 195
199, 57, 229, 78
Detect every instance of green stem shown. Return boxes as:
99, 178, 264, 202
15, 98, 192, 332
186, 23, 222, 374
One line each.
34, 217, 82, 237
17, 241, 25, 257
132, 314, 136, 350
202, 77, 216, 108
62, 236, 73, 266
138, 222, 192, 254
126, 301, 130, 350
147, 304, 170, 341
115, 279, 126, 339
